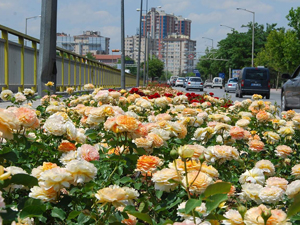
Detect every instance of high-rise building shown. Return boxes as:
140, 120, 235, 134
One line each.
124, 35, 155, 63
141, 8, 192, 58
57, 31, 110, 56
162, 34, 196, 76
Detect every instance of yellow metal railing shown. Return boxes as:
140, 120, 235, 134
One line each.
0, 24, 137, 92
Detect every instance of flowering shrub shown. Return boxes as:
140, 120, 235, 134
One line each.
1, 86, 300, 224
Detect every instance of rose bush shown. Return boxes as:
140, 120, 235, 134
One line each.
0, 84, 300, 224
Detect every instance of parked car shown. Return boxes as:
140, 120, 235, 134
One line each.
170, 78, 177, 87
185, 77, 203, 91
204, 79, 213, 88
212, 77, 223, 89
281, 65, 300, 111
183, 77, 188, 88
225, 78, 238, 93
235, 67, 270, 99
175, 77, 185, 87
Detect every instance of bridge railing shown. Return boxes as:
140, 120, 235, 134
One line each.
0, 24, 136, 92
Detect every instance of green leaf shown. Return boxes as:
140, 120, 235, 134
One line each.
77, 213, 90, 224
287, 192, 300, 218
20, 205, 46, 218
203, 182, 232, 198
119, 176, 132, 184
205, 194, 228, 213
161, 219, 174, 225
0, 207, 18, 221
10, 174, 38, 187
185, 199, 202, 214
127, 211, 153, 225
51, 207, 66, 221
206, 213, 226, 220
67, 211, 81, 220
0, 174, 38, 189
156, 190, 163, 199
0, 151, 17, 162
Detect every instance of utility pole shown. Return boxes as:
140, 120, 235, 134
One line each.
136, 0, 143, 87
38, 0, 57, 96
121, 0, 125, 89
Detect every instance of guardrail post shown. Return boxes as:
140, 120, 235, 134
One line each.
1, 30, 9, 90
59, 50, 64, 92
32, 41, 38, 92
67, 53, 71, 87
18, 36, 25, 92
74, 56, 77, 89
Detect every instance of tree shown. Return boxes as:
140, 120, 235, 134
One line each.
85, 52, 95, 60
286, 7, 300, 39
148, 56, 164, 80
255, 29, 285, 89
197, 22, 279, 82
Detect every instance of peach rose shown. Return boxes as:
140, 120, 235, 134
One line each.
29, 186, 58, 202
183, 171, 213, 194
291, 164, 300, 178
151, 168, 181, 192
230, 126, 245, 140
115, 115, 140, 133
77, 144, 100, 162
135, 155, 163, 174
275, 145, 293, 158
58, 140, 77, 152
248, 139, 265, 152
267, 209, 290, 225
255, 160, 275, 176
266, 177, 288, 191
0, 109, 20, 139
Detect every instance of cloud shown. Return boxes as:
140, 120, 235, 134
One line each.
58, 2, 117, 26
200, 0, 274, 14
101, 26, 121, 47
161, 0, 191, 13
189, 11, 223, 24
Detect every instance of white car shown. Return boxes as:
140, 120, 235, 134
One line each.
212, 77, 223, 89
175, 77, 185, 87
225, 78, 238, 93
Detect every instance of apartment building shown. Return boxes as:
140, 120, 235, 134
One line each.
162, 34, 196, 76
124, 35, 155, 63
141, 8, 192, 58
57, 31, 110, 56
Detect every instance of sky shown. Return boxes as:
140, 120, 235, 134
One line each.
0, 0, 299, 55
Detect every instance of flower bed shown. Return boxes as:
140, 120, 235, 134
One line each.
0, 85, 300, 225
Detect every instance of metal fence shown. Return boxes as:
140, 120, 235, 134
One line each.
0, 24, 136, 92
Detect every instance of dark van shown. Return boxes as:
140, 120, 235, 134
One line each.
235, 67, 270, 99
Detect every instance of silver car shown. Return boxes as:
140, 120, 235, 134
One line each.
225, 78, 238, 93
281, 65, 300, 111
185, 77, 203, 91
175, 77, 185, 87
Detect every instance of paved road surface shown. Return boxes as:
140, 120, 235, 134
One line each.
174, 86, 281, 105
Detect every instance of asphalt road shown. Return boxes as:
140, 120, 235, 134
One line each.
174, 86, 283, 107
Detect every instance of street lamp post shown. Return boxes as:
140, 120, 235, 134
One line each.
220, 24, 234, 31
202, 37, 213, 49
136, 0, 143, 87
143, 0, 148, 86
121, 0, 125, 89
237, 8, 255, 67
137, 1, 148, 87
25, 15, 41, 46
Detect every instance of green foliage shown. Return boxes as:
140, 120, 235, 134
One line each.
148, 55, 164, 80
286, 7, 300, 38
196, 22, 279, 82
288, 192, 300, 218
85, 52, 96, 60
